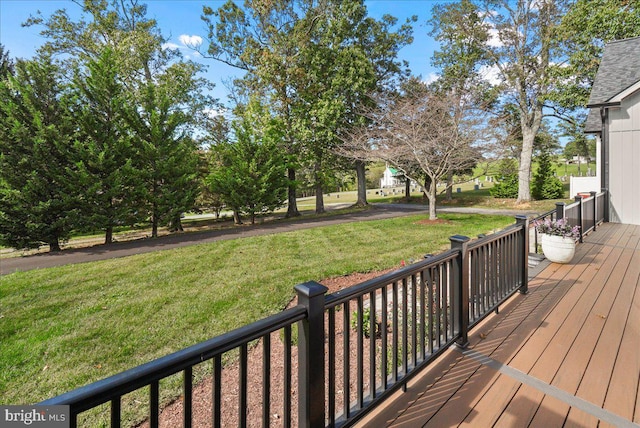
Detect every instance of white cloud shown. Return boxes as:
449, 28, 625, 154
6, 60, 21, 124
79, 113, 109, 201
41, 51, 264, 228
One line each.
487, 28, 503, 48
204, 108, 225, 118
161, 42, 181, 51
423, 73, 440, 85
179, 34, 203, 48
479, 64, 502, 86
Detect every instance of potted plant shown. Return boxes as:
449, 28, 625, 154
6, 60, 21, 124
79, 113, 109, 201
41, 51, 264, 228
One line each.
534, 218, 581, 263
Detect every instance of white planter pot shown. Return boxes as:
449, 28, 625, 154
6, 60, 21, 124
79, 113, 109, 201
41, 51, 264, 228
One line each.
541, 234, 576, 263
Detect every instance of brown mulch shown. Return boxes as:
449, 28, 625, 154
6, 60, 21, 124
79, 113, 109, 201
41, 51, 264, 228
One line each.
136, 268, 397, 428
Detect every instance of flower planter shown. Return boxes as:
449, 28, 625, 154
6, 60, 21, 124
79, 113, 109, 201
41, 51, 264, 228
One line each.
541, 233, 576, 263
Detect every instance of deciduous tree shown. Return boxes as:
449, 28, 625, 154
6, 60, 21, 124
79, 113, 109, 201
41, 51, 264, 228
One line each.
430, 0, 567, 203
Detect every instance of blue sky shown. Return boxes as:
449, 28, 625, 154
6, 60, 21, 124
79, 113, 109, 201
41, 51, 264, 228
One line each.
0, 0, 441, 105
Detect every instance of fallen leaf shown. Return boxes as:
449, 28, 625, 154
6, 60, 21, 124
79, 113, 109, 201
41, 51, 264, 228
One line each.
479, 333, 487, 339
43, 365, 49, 371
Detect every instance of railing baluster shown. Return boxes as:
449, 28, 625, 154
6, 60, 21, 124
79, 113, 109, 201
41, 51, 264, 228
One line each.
411, 273, 417, 368
213, 355, 222, 428
110, 398, 121, 428
402, 277, 408, 380
150, 381, 159, 428
419, 270, 426, 361
434, 267, 441, 349
392, 281, 399, 382
427, 267, 434, 354
343, 301, 350, 419
262, 334, 270, 428
328, 308, 336, 426
284, 326, 291, 428
357, 296, 364, 409
369, 290, 376, 399
184, 367, 192, 428
381, 284, 388, 391
239, 344, 248, 428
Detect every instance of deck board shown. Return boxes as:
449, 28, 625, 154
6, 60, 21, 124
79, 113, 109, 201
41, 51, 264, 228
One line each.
357, 223, 640, 428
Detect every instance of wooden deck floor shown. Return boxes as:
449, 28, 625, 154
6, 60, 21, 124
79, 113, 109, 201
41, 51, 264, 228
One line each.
357, 222, 640, 428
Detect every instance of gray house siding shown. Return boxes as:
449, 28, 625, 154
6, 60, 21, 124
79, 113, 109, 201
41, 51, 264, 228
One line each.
584, 37, 640, 226
608, 89, 640, 225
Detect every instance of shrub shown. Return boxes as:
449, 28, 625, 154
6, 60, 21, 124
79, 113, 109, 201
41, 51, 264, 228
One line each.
490, 174, 519, 198
532, 151, 564, 200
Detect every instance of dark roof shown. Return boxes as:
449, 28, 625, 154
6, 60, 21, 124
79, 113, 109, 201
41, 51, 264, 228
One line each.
585, 37, 640, 133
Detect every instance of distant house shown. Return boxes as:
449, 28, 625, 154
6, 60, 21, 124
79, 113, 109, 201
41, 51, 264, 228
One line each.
582, 36, 640, 225
380, 165, 404, 188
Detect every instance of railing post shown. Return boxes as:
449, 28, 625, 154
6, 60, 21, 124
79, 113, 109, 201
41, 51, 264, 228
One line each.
590, 191, 597, 231
294, 281, 328, 428
555, 202, 565, 220
450, 235, 470, 348
575, 195, 584, 243
516, 216, 529, 295
602, 188, 609, 222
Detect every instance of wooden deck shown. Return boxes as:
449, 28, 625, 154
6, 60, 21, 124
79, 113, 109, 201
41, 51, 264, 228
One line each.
357, 222, 640, 428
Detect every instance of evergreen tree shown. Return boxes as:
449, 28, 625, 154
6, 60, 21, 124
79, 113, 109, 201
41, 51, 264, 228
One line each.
72, 48, 142, 244
532, 150, 564, 200
0, 56, 79, 251
208, 101, 289, 224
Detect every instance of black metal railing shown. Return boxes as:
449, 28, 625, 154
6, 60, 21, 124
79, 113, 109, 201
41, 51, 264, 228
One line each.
41, 216, 531, 427
555, 190, 607, 243
530, 208, 558, 254
530, 189, 607, 251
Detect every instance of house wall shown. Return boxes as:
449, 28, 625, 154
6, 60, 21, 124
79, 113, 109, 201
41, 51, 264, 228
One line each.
608, 89, 640, 225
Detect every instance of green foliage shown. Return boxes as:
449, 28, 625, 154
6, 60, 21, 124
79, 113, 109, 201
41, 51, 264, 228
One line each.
71, 48, 143, 242
351, 307, 378, 339
532, 151, 564, 200
203, 0, 415, 212
0, 56, 80, 251
208, 100, 289, 224
490, 174, 519, 199
553, 0, 640, 110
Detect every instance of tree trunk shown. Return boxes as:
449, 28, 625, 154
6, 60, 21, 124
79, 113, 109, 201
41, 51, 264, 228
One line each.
151, 215, 158, 238
286, 167, 300, 218
405, 178, 410, 199
517, 109, 543, 203
105, 226, 113, 245
233, 210, 242, 225
49, 239, 61, 252
315, 181, 325, 214
446, 172, 453, 201
314, 161, 325, 214
428, 181, 438, 220
355, 160, 368, 206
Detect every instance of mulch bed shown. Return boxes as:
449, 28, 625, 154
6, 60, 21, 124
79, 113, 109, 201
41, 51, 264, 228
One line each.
136, 268, 396, 428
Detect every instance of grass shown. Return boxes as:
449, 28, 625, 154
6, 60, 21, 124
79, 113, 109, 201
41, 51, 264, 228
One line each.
0, 212, 512, 422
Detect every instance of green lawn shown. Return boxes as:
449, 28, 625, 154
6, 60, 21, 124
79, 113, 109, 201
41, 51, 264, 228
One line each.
1, 212, 512, 422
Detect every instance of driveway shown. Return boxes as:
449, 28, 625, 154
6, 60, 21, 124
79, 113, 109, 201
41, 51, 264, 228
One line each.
0, 204, 539, 275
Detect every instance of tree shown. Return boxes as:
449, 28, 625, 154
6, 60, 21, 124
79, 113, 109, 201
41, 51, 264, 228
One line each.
0, 44, 14, 79
30, 0, 215, 239
430, 0, 567, 203
0, 56, 79, 251
552, 0, 640, 111
71, 48, 143, 244
207, 100, 289, 224
532, 149, 564, 200
125, 62, 209, 237
202, 0, 414, 213
351, 87, 486, 220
